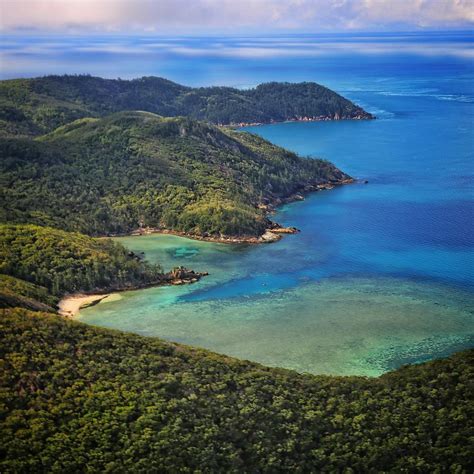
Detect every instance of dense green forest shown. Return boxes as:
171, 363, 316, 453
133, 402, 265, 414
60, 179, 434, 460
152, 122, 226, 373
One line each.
1, 112, 349, 236
1, 308, 472, 473
0, 75, 373, 136
0, 275, 58, 312
0, 224, 163, 300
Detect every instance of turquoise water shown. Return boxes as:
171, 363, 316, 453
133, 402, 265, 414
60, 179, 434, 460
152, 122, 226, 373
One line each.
78, 37, 474, 376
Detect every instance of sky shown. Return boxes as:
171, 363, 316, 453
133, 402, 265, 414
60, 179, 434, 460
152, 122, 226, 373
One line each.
1, 0, 474, 34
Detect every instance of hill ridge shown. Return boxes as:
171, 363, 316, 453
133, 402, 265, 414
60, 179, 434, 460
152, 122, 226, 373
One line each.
0, 74, 373, 137
1, 111, 351, 237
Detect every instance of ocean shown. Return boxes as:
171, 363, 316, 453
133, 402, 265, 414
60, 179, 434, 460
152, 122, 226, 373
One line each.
7, 32, 472, 376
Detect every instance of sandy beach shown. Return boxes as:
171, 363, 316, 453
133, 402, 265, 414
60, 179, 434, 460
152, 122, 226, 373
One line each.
58, 294, 111, 318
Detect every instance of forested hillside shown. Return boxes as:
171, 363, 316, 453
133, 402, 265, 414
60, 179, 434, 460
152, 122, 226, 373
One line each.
0, 75, 373, 136
0, 112, 350, 237
0, 275, 58, 312
0, 224, 163, 301
1, 308, 472, 473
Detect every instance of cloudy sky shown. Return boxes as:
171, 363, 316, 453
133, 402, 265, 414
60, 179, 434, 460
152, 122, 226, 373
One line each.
1, 0, 473, 33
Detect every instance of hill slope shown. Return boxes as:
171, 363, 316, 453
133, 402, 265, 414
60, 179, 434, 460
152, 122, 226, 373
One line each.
0, 224, 164, 300
0, 275, 58, 312
0, 112, 350, 237
0, 75, 373, 136
1, 308, 472, 472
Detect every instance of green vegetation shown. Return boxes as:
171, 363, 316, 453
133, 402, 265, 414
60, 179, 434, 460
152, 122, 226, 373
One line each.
1, 308, 472, 472
0, 224, 163, 298
0, 75, 373, 137
0, 275, 57, 312
0, 75, 471, 473
1, 112, 349, 237
0, 76, 355, 238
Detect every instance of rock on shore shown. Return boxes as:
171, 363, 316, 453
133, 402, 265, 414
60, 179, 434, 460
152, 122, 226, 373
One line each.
166, 267, 209, 285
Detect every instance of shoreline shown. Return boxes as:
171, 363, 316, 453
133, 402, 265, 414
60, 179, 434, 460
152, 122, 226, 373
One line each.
58, 293, 112, 318
58, 267, 208, 318
120, 178, 356, 244
59, 179, 358, 317
225, 114, 375, 129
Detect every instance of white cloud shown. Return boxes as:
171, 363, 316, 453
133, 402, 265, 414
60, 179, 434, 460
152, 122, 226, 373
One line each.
0, 0, 473, 33
3, 34, 472, 62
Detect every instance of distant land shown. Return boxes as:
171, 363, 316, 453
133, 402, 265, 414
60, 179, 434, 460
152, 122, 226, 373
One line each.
0, 75, 373, 137
0, 75, 372, 241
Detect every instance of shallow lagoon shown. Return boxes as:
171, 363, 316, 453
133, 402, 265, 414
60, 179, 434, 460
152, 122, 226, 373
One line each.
79, 50, 474, 376
80, 234, 473, 376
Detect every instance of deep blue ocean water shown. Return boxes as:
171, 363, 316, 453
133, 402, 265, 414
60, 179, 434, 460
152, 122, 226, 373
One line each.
7, 33, 472, 375
244, 84, 474, 290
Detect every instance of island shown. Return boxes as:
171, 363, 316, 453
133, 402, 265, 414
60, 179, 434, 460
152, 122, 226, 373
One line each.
0, 76, 367, 311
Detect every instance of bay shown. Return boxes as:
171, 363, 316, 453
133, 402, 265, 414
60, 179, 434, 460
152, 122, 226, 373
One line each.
78, 34, 474, 376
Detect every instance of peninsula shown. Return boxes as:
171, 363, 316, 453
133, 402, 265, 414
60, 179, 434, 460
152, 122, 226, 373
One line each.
0, 224, 207, 315
1, 111, 352, 240
0, 75, 367, 312
0, 75, 373, 137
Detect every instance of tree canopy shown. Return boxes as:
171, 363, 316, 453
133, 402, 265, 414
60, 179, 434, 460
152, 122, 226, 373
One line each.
1, 112, 349, 237
1, 308, 472, 473
0, 224, 163, 299
0, 75, 373, 137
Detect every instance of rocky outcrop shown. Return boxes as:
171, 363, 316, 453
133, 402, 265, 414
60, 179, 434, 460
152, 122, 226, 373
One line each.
230, 112, 374, 128
268, 223, 300, 234
259, 231, 281, 243
165, 267, 209, 285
